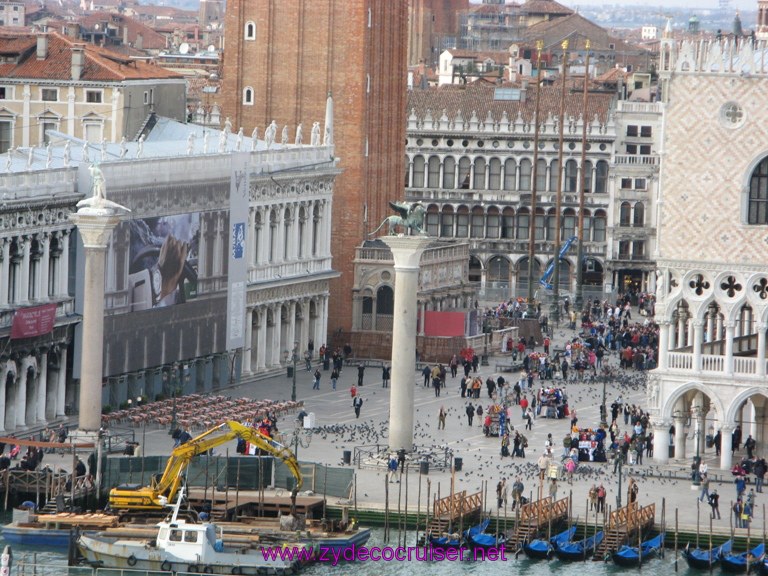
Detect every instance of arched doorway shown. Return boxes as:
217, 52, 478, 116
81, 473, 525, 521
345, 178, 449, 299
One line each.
486, 256, 510, 302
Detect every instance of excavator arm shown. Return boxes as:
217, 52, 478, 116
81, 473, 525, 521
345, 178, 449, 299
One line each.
109, 420, 302, 512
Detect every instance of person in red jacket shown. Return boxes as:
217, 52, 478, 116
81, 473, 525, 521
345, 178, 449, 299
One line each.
520, 396, 529, 418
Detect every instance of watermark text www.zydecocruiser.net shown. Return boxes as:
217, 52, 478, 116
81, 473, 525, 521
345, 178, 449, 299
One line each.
262, 544, 508, 566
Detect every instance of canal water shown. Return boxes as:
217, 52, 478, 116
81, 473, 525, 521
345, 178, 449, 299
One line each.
0, 527, 711, 576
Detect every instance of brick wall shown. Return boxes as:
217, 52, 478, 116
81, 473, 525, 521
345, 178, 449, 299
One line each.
222, 0, 408, 338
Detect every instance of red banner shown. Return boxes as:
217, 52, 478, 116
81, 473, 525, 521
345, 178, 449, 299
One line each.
10, 304, 58, 339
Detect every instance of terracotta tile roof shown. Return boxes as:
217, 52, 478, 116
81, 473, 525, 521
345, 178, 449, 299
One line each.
407, 80, 613, 128
522, 0, 574, 16
524, 13, 611, 49
0, 30, 182, 81
596, 67, 627, 84
79, 11, 167, 51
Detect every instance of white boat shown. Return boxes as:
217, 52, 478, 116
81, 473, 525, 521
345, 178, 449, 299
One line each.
77, 489, 309, 575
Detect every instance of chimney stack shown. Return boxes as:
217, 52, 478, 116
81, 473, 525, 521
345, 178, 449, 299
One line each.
71, 44, 85, 80
36, 33, 48, 60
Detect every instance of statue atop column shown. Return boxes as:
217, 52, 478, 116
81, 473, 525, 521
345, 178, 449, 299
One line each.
76, 163, 130, 212
370, 201, 427, 237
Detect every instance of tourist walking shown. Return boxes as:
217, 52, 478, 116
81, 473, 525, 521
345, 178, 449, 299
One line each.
422, 365, 432, 387
330, 367, 339, 390
382, 365, 390, 388
699, 474, 710, 503
357, 364, 365, 386
353, 396, 364, 418
496, 479, 507, 509
708, 490, 721, 519
312, 368, 321, 390
465, 403, 475, 426
597, 484, 606, 513
438, 406, 446, 430
387, 454, 398, 483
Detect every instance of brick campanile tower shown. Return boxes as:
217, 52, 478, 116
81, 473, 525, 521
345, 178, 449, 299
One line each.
222, 0, 409, 337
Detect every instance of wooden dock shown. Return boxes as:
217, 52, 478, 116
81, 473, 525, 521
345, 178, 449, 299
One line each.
593, 501, 656, 560
425, 490, 483, 535
505, 495, 569, 551
186, 487, 326, 520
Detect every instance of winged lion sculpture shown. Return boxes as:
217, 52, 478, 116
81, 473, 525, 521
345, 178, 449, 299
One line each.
369, 201, 427, 237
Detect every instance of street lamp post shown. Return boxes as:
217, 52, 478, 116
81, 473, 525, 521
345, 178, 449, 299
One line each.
168, 364, 178, 435
600, 377, 608, 427
692, 409, 702, 486
291, 342, 298, 402
616, 455, 623, 508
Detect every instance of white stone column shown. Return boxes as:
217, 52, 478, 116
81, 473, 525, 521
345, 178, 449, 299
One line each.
706, 312, 715, 343
16, 361, 27, 427
0, 239, 9, 306
676, 314, 686, 348
256, 308, 267, 370
40, 233, 50, 300
652, 420, 670, 464
248, 208, 256, 267
658, 321, 670, 369
244, 309, 253, 373
60, 231, 70, 297
69, 209, 121, 432
383, 236, 432, 452
758, 323, 767, 377
57, 347, 67, 416
692, 320, 704, 371
673, 414, 686, 461
271, 305, 281, 367
20, 235, 30, 303
37, 352, 48, 422
720, 424, 734, 471
288, 301, 297, 354
724, 321, 735, 375
696, 410, 706, 456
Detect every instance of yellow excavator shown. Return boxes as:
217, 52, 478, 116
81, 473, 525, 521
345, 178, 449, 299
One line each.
108, 420, 302, 513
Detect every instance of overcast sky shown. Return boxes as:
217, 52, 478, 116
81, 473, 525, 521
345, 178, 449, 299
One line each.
471, 0, 756, 10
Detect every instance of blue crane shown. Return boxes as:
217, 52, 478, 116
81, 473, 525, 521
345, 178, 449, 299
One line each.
539, 235, 578, 290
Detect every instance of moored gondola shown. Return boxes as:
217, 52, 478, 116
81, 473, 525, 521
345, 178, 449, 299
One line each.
523, 526, 576, 560
682, 539, 732, 570
467, 531, 506, 552
553, 531, 604, 562
428, 518, 490, 550
611, 532, 664, 567
720, 542, 765, 574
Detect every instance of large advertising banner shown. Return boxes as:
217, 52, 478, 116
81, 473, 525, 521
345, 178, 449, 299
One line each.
10, 303, 58, 339
226, 152, 249, 351
128, 214, 200, 311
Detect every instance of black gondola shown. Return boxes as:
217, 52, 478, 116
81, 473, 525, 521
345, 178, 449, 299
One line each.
523, 526, 576, 560
611, 532, 664, 567
682, 539, 731, 570
720, 542, 765, 574
553, 531, 604, 562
